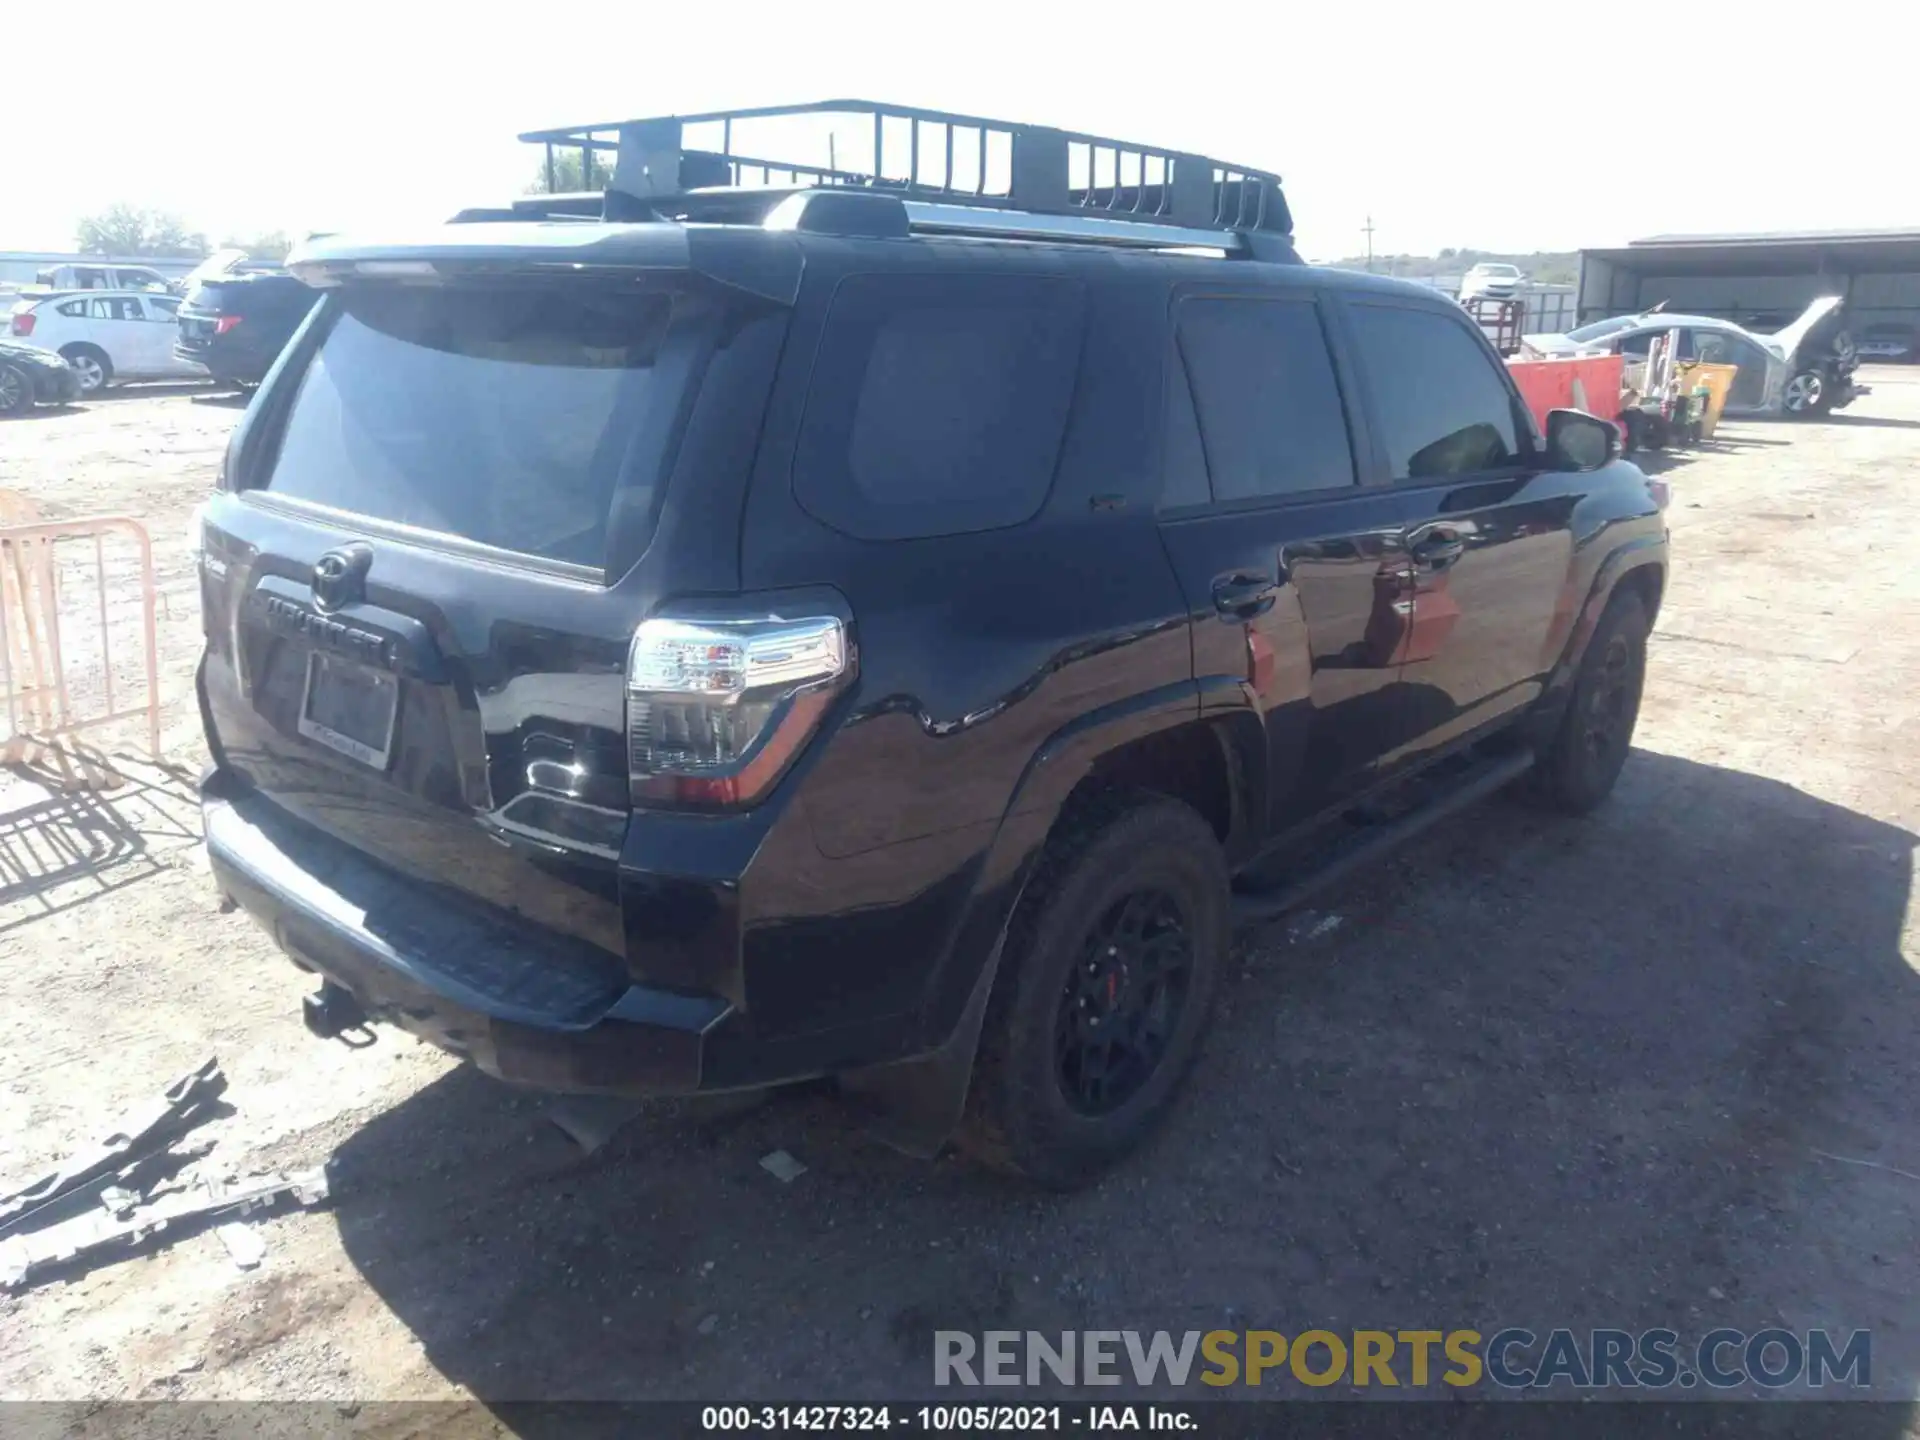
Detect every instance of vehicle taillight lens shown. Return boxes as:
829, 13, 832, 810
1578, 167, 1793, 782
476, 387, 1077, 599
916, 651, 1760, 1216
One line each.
627, 612, 851, 809
11, 313, 33, 337
214, 315, 243, 336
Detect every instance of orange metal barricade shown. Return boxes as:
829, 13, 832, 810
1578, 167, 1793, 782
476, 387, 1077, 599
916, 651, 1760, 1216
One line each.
0, 513, 161, 764
1506, 354, 1627, 437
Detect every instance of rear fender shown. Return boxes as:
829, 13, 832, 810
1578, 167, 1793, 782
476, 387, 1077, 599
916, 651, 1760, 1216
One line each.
838, 680, 1207, 1154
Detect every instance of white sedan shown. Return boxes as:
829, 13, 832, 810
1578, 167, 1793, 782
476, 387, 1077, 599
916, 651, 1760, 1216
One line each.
6, 290, 207, 394
1458, 262, 1523, 300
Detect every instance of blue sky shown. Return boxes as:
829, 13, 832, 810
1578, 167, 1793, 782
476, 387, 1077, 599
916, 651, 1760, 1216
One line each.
10, 0, 1916, 261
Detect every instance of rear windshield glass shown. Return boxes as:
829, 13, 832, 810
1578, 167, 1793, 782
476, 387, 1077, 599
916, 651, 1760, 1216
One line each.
261, 286, 677, 569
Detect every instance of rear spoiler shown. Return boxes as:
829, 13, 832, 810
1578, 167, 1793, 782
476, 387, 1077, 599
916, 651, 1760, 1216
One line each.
286, 223, 803, 306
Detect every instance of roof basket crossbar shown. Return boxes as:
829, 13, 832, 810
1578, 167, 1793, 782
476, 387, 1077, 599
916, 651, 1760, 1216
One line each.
516, 100, 1293, 248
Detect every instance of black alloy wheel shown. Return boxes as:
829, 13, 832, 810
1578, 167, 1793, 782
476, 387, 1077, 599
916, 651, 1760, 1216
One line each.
1053, 888, 1193, 1116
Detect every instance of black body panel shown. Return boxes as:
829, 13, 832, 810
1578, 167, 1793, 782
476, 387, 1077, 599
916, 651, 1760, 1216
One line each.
196, 219, 1668, 1100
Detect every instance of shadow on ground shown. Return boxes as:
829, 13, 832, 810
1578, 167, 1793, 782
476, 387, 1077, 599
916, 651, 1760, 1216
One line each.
327, 750, 1918, 1417
1823, 413, 1920, 431
1630, 430, 1795, 476
0, 761, 200, 933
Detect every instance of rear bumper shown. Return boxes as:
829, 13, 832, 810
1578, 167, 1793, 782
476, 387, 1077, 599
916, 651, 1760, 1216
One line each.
203, 787, 732, 1094
175, 338, 267, 384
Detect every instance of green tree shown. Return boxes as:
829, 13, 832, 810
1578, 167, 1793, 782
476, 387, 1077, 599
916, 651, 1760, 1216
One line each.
75, 204, 209, 258
528, 148, 614, 194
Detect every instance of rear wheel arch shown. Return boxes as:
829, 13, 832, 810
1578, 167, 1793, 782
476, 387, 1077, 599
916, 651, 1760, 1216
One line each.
1077, 715, 1253, 850
841, 698, 1257, 1158
935, 692, 1244, 1027
958, 787, 1230, 1185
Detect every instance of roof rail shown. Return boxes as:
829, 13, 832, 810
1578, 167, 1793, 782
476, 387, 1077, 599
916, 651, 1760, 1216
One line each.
516, 100, 1294, 252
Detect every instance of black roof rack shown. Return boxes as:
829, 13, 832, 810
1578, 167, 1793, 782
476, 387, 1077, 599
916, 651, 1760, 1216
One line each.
513, 100, 1296, 260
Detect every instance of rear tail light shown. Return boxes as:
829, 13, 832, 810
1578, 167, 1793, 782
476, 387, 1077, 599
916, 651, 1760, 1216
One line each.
11, 312, 33, 337
1648, 476, 1671, 511
627, 612, 851, 809
214, 315, 243, 336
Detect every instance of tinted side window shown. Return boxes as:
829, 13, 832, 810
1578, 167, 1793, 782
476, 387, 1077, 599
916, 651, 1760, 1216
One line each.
57, 300, 88, 318
1176, 297, 1354, 502
794, 272, 1085, 541
1348, 304, 1521, 480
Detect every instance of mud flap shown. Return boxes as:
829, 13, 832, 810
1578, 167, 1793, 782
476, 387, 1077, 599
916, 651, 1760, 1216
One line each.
835, 933, 1005, 1159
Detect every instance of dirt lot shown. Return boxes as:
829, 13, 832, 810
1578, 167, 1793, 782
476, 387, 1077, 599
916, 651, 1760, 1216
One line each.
1, 375, 1917, 1411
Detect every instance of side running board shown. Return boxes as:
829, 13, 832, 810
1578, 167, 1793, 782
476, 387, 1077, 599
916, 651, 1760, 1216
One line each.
1231, 749, 1535, 928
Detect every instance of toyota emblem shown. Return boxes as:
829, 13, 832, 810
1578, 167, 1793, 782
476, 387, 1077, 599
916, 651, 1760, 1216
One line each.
311, 543, 373, 612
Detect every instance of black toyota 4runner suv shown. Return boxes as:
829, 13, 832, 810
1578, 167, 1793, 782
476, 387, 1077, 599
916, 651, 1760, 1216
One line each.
196, 102, 1668, 1187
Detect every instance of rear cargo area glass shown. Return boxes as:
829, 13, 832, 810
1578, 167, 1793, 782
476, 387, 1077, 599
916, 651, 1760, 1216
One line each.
261, 287, 675, 569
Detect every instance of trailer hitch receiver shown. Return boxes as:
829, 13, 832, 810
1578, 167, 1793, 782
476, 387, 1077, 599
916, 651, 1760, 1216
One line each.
302, 981, 368, 1040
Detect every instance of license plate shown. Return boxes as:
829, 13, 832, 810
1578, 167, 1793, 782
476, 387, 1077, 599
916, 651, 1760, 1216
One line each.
298, 652, 399, 770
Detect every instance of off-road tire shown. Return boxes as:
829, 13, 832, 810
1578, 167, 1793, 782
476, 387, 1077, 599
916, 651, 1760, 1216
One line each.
958, 792, 1229, 1189
1533, 589, 1649, 813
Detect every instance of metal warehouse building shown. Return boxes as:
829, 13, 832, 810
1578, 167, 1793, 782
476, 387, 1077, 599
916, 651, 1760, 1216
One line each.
1577, 228, 1920, 335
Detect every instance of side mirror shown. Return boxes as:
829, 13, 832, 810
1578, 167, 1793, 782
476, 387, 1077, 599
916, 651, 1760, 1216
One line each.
1545, 408, 1619, 472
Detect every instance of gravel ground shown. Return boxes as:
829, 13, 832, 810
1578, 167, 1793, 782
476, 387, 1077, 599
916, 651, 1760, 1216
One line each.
0, 374, 1916, 1414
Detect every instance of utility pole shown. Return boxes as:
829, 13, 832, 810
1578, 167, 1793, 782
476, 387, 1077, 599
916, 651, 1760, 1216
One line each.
1363, 215, 1375, 272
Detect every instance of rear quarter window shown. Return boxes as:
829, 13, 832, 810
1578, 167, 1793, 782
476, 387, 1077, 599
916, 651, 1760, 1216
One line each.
793, 271, 1086, 541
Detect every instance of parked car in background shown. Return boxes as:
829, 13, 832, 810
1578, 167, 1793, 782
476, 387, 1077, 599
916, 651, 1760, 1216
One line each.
0, 338, 81, 415
1458, 262, 1522, 300
32, 263, 180, 294
1856, 322, 1916, 362
175, 265, 317, 389
7, 290, 207, 394
1521, 297, 1864, 417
